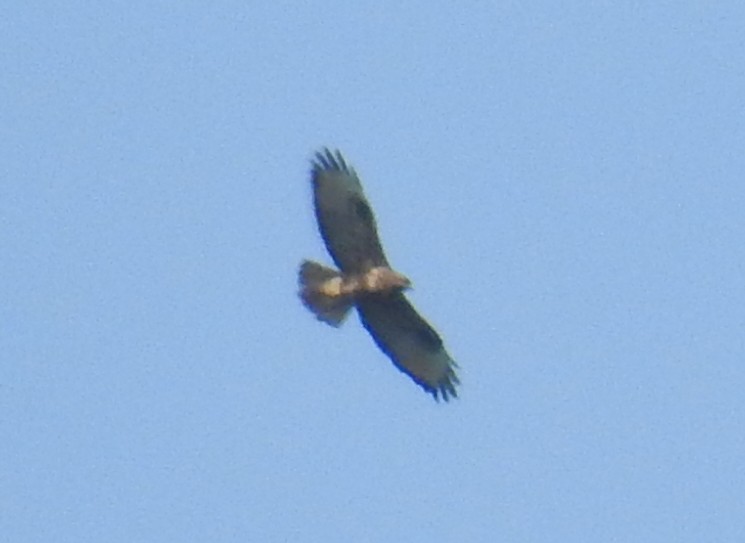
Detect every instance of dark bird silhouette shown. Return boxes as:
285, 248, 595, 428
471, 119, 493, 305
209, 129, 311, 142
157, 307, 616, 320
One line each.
298, 149, 459, 400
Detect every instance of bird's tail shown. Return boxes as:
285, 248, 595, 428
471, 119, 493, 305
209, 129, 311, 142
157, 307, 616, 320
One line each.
298, 260, 354, 327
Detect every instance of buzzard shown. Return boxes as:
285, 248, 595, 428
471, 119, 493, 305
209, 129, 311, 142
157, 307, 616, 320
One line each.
298, 148, 459, 400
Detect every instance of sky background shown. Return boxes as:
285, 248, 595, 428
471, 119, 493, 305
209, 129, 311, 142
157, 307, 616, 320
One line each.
2, 2, 745, 542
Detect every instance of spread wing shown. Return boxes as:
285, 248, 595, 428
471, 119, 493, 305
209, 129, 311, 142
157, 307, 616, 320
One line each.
311, 148, 389, 274
356, 293, 459, 401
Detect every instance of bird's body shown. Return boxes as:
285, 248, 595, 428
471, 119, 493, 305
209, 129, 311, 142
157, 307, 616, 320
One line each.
298, 148, 459, 401
299, 261, 410, 326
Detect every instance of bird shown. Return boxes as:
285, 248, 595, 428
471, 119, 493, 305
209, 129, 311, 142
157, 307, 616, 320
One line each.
298, 148, 459, 401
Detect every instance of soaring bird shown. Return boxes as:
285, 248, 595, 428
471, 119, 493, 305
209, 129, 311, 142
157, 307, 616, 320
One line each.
298, 148, 459, 401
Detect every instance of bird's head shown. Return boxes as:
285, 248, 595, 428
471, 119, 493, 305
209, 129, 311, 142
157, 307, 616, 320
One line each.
364, 266, 412, 292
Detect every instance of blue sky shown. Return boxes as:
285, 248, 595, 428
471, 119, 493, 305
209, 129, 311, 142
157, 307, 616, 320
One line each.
2, 2, 744, 541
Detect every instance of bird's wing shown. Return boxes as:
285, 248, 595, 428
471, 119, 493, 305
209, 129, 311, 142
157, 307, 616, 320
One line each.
356, 293, 459, 400
311, 148, 389, 274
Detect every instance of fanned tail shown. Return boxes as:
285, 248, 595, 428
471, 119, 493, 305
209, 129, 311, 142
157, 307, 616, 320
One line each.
298, 260, 354, 327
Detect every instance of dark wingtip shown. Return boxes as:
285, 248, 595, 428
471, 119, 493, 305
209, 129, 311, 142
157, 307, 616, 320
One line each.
424, 367, 460, 402
311, 147, 353, 176
436, 380, 460, 402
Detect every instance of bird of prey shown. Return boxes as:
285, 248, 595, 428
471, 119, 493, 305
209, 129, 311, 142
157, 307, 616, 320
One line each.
298, 148, 459, 401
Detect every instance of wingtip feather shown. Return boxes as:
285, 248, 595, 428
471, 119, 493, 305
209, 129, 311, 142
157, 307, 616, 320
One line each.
311, 147, 355, 177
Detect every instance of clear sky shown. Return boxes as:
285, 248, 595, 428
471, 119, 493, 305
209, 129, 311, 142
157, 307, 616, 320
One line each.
2, 2, 744, 542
